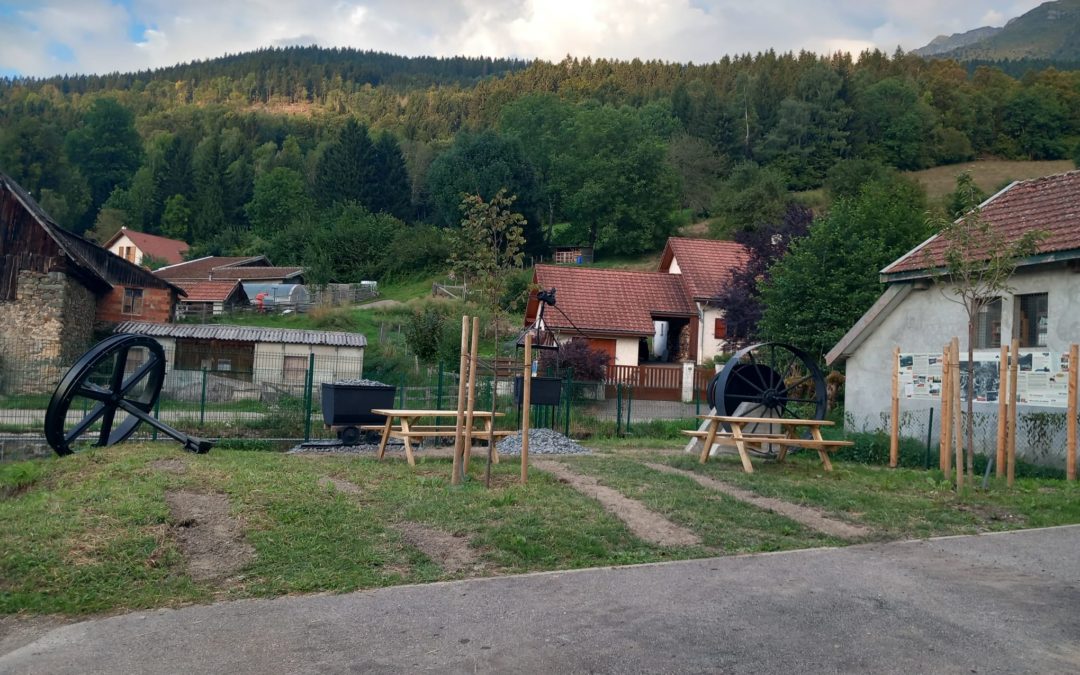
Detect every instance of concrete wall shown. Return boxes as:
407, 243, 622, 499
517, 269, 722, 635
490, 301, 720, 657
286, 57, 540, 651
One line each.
696, 305, 734, 366
844, 264, 1080, 466
614, 337, 639, 367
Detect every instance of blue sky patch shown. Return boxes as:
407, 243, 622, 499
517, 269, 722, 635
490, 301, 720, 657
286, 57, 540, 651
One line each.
47, 41, 75, 64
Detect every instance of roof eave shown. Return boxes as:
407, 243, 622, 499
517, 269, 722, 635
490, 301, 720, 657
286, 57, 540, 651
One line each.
881, 247, 1080, 283
825, 284, 913, 366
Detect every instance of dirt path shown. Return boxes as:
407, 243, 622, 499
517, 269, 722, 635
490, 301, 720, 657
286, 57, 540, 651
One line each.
532, 459, 701, 548
320, 476, 483, 574
643, 463, 871, 540
356, 299, 403, 310
164, 491, 255, 583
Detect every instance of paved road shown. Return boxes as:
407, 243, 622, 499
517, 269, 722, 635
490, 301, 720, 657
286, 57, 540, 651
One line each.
3, 526, 1079, 674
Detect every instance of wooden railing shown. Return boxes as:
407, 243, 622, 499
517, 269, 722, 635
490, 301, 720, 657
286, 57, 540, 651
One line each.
602, 364, 718, 401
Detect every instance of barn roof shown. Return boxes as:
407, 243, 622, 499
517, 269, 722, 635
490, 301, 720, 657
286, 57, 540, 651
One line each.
0, 172, 183, 296
173, 280, 247, 304
115, 321, 367, 347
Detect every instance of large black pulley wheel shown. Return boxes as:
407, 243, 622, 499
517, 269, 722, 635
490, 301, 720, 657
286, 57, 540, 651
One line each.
707, 342, 827, 427
45, 334, 167, 456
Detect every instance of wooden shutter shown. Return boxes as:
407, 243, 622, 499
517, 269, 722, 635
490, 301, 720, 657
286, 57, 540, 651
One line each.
714, 318, 726, 340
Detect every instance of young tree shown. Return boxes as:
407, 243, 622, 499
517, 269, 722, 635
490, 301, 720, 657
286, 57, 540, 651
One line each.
926, 179, 1045, 486
404, 307, 446, 370
449, 189, 525, 487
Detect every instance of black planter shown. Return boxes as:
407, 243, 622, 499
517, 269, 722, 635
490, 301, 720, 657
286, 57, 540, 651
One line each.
320, 382, 397, 427
513, 375, 562, 406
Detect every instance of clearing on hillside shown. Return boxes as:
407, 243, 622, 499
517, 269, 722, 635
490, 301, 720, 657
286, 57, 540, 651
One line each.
906, 159, 1075, 202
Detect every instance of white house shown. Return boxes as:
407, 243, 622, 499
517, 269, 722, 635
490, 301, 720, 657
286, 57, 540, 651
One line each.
104, 227, 189, 267
827, 170, 1080, 465
523, 237, 749, 368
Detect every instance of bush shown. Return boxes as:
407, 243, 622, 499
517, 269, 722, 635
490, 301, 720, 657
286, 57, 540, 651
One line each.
540, 339, 610, 381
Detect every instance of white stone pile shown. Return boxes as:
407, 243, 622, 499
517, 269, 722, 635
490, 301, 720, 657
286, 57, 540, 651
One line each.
496, 428, 591, 456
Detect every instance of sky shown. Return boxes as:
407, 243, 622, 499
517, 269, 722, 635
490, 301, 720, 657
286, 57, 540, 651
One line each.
0, 0, 1048, 78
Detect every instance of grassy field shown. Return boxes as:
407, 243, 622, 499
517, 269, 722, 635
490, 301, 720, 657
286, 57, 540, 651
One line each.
4, 442, 1080, 617
905, 159, 1075, 202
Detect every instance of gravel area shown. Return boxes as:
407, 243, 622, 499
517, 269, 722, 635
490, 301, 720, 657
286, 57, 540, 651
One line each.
287, 439, 398, 454
331, 378, 391, 387
497, 428, 591, 456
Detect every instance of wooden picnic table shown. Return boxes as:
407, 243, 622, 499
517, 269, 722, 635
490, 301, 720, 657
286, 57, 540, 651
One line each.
684, 415, 853, 473
368, 409, 508, 466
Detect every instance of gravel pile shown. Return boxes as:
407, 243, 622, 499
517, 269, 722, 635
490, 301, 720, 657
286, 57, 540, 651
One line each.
332, 378, 391, 387
287, 439, 400, 454
496, 428, 591, 456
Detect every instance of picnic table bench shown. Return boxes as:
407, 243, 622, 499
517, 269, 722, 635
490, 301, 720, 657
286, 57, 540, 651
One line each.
683, 415, 853, 473
367, 409, 511, 466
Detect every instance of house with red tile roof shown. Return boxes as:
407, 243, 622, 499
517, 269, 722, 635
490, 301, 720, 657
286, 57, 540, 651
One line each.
524, 237, 749, 367
174, 280, 249, 319
826, 170, 1080, 459
154, 255, 304, 284
104, 227, 189, 267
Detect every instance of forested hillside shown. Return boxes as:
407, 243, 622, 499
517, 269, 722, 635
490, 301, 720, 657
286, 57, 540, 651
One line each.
1, 46, 1079, 284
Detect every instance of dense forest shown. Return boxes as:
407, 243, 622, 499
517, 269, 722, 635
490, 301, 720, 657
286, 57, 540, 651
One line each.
1, 46, 1079, 289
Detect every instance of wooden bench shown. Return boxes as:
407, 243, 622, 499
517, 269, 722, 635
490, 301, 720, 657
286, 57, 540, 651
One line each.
692, 415, 854, 473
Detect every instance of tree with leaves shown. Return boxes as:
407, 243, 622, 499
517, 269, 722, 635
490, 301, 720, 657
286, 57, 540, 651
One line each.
926, 177, 1045, 487
64, 97, 143, 229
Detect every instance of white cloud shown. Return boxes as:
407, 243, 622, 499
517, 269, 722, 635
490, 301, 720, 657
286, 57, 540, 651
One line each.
0, 1, 1054, 77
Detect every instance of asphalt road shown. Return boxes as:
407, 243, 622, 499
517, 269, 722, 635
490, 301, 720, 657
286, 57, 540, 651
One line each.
3, 525, 1079, 674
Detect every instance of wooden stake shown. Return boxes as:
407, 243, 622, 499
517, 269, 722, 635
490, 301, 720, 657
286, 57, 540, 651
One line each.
940, 343, 952, 475
951, 338, 963, 489
462, 316, 480, 473
521, 333, 532, 484
890, 346, 900, 468
1007, 338, 1020, 488
995, 344, 1008, 479
451, 316, 470, 486
1067, 344, 1078, 482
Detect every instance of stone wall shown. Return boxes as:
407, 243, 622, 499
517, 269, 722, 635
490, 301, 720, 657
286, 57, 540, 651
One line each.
0, 270, 95, 393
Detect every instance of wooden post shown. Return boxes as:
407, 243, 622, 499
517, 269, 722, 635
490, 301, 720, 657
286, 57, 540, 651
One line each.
1067, 343, 1078, 482
940, 343, 952, 474
462, 316, 481, 473
890, 346, 900, 468
1007, 338, 1020, 487
995, 344, 1008, 479
521, 333, 532, 484
451, 316, 470, 486
951, 338, 963, 489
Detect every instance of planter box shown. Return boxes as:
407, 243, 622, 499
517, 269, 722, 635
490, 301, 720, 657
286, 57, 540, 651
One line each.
513, 375, 562, 406
320, 382, 396, 426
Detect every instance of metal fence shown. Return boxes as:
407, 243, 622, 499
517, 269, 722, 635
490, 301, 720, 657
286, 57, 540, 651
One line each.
0, 338, 707, 450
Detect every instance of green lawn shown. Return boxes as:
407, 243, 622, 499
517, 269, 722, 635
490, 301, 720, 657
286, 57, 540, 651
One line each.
4, 442, 1079, 617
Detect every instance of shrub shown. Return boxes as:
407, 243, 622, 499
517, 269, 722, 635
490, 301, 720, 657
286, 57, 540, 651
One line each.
539, 339, 610, 381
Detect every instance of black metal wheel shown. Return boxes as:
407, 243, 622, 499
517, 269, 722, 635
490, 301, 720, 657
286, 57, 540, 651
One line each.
45, 334, 166, 456
708, 342, 827, 425
339, 425, 361, 446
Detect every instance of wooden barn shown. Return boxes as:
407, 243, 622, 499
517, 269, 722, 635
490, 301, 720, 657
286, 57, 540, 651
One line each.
0, 172, 183, 367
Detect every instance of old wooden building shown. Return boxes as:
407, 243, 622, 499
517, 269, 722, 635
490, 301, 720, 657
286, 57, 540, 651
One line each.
0, 172, 183, 366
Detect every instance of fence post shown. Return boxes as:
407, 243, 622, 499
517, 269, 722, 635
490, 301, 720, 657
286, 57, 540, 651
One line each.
625, 385, 633, 435
153, 396, 161, 441
399, 373, 406, 408
199, 367, 208, 426
924, 407, 934, 470
564, 370, 573, 437
436, 362, 444, 427
616, 383, 623, 437
303, 353, 315, 441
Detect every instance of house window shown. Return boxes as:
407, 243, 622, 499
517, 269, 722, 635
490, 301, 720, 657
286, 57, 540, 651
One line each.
714, 318, 727, 340
1015, 293, 1048, 348
122, 288, 144, 315
283, 355, 308, 382
974, 298, 1002, 349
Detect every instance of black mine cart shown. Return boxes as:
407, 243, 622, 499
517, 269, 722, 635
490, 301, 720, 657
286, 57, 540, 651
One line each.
321, 381, 397, 445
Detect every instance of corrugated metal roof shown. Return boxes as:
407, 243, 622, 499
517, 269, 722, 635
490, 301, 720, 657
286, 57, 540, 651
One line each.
115, 321, 367, 347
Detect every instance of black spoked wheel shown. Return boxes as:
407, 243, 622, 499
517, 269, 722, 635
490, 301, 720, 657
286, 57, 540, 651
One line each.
44, 334, 166, 456
708, 342, 827, 427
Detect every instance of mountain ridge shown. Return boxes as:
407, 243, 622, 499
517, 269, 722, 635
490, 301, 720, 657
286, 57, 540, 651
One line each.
914, 0, 1080, 61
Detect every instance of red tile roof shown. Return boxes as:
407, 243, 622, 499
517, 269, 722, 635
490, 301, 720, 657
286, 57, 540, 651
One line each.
658, 237, 751, 300
106, 227, 190, 265
154, 256, 268, 280
210, 266, 304, 281
531, 265, 695, 335
174, 280, 246, 303
884, 170, 1080, 276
